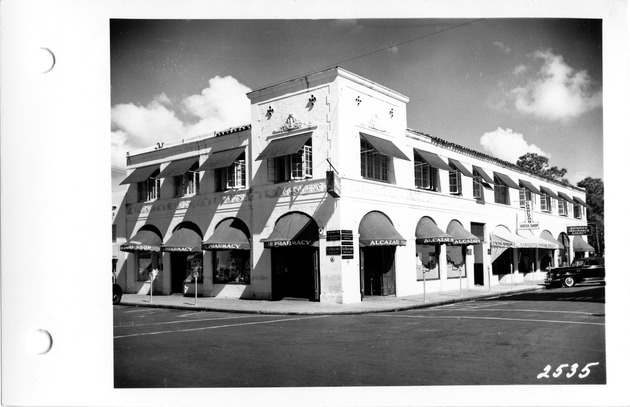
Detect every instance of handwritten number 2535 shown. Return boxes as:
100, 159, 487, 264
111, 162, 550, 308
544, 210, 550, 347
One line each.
537, 362, 599, 379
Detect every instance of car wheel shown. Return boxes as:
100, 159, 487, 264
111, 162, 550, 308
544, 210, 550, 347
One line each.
113, 284, 123, 305
562, 277, 576, 288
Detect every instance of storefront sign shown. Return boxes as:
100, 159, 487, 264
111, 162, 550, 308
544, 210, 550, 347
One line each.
204, 243, 243, 250
452, 238, 481, 245
368, 239, 402, 246
264, 240, 314, 248
341, 246, 354, 255
518, 222, 540, 230
417, 237, 452, 244
326, 230, 341, 241
341, 230, 353, 241
120, 244, 161, 252
567, 225, 592, 235
326, 246, 341, 256
162, 246, 199, 252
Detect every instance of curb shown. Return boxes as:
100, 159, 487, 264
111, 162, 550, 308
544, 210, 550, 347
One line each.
118, 285, 544, 315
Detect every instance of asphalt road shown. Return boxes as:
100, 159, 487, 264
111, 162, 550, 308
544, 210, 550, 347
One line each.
113, 285, 605, 387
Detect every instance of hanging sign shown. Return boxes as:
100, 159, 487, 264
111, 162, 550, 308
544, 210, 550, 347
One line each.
567, 225, 592, 235
519, 200, 539, 230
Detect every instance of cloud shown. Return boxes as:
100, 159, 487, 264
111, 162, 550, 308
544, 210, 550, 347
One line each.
111, 75, 252, 169
513, 64, 527, 75
510, 49, 602, 121
479, 127, 548, 163
493, 41, 511, 54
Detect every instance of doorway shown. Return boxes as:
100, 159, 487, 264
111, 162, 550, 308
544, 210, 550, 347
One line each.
271, 247, 320, 301
170, 253, 189, 294
361, 246, 396, 297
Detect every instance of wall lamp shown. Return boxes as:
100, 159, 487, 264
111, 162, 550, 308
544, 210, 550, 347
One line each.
309, 95, 317, 105
355, 96, 362, 105
389, 108, 394, 118
267, 106, 274, 116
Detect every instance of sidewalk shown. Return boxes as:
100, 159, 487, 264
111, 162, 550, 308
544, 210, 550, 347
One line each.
118, 280, 546, 315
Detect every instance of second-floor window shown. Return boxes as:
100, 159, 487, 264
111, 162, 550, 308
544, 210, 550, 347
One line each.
217, 154, 247, 191
558, 199, 568, 216
494, 176, 509, 205
540, 193, 553, 212
519, 188, 534, 208
414, 154, 437, 191
449, 170, 462, 195
137, 170, 160, 202
573, 204, 582, 219
175, 163, 200, 197
360, 139, 389, 182
472, 170, 484, 200
268, 139, 312, 183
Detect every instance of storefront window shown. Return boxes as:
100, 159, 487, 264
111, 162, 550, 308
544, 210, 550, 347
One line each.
446, 245, 466, 278
137, 252, 153, 281
213, 250, 251, 284
416, 244, 439, 280
183, 253, 204, 283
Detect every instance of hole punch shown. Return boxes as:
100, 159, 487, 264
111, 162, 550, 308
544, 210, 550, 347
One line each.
36, 47, 56, 74
26, 329, 53, 355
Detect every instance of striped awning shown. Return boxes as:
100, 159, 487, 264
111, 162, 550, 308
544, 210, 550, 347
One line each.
446, 221, 480, 245
416, 217, 453, 244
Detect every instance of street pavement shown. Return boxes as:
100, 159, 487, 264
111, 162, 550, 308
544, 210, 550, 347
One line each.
117, 280, 547, 314
114, 284, 606, 388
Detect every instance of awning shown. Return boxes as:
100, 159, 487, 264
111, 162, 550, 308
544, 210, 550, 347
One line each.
199, 146, 246, 171
359, 212, 407, 247
557, 191, 576, 204
540, 230, 564, 249
162, 226, 202, 252
203, 219, 250, 250
446, 221, 480, 245
262, 212, 319, 248
120, 228, 162, 252
490, 229, 536, 248
540, 186, 560, 200
156, 156, 198, 179
472, 165, 494, 184
448, 159, 473, 177
416, 217, 453, 244
573, 196, 589, 207
256, 133, 311, 161
119, 164, 161, 185
519, 230, 560, 249
414, 149, 451, 171
361, 133, 410, 161
572, 235, 595, 252
519, 179, 542, 195
494, 171, 521, 189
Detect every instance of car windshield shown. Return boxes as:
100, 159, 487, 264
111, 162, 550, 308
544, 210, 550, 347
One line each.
572, 259, 587, 267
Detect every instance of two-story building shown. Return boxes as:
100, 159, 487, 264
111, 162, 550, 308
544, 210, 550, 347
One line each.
114, 67, 593, 304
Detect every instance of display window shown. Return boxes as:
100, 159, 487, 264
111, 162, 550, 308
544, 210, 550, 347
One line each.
446, 245, 466, 278
213, 250, 251, 284
416, 244, 440, 280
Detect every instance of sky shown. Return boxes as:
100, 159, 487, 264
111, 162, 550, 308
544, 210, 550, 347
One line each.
110, 18, 603, 190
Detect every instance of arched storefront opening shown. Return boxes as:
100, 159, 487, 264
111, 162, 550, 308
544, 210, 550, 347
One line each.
415, 217, 453, 283
490, 226, 515, 275
359, 211, 406, 298
262, 212, 320, 301
120, 225, 163, 286
445, 220, 480, 281
163, 222, 203, 294
203, 217, 251, 285
540, 230, 562, 270
558, 233, 571, 266
572, 235, 595, 259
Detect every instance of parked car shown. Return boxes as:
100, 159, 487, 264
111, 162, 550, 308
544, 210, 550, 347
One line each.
545, 257, 605, 288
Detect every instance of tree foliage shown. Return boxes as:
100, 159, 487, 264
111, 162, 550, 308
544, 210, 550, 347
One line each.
516, 153, 569, 184
577, 177, 605, 255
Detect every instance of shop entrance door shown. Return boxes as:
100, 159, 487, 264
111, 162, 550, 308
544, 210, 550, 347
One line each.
271, 247, 320, 301
360, 246, 396, 297
170, 253, 188, 294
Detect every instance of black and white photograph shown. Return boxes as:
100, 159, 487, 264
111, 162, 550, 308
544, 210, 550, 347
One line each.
2, 1, 629, 406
